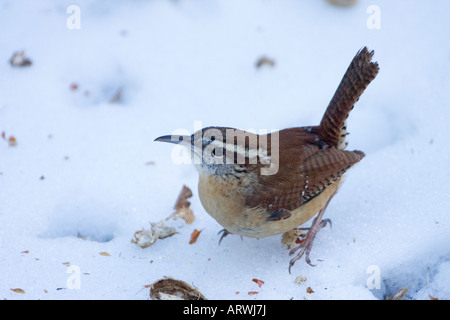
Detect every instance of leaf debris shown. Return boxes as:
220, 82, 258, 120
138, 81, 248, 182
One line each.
387, 287, 408, 300
255, 56, 275, 68
189, 229, 202, 245
168, 185, 195, 224
9, 50, 32, 67
2, 132, 18, 147
294, 275, 307, 286
10, 288, 25, 294
306, 287, 315, 294
131, 185, 196, 248
150, 277, 206, 300
252, 278, 265, 288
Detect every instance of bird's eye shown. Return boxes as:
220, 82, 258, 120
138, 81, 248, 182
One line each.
211, 148, 226, 157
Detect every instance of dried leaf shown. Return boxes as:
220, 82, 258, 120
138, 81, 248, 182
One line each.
255, 56, 275, 68
248, 291, 259, 295
387, 287, 408, 300
8, 136, 17, 147
252, 278, 265, 288
99, 252, 111, 256
1, 131, 5, 140
10, 288, 25, 294
174, 185, 193, 211
306, 287, 315, 294
189, 229, 202, 245
166, 185, 195, 224
150, 277, 206, 300
429, 295, 439, 300
21, 250, 29, 254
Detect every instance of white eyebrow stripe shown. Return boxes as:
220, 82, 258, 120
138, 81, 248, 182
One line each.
207, 140, 271, 164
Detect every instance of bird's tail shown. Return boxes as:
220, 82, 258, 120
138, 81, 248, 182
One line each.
319, 47, 379, 149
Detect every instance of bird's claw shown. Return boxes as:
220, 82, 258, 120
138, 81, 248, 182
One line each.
288, 217, 332, 273
218, 229, 231, 245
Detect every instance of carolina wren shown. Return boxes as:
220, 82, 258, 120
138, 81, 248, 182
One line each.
155, 47, 379, 271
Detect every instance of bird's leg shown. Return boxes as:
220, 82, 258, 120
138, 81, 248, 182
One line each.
288, 198, 333, 273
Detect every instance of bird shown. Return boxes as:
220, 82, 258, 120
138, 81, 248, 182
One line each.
155, 47, 379, 272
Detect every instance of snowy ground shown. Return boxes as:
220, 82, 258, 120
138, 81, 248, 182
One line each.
1, 0, 449, 300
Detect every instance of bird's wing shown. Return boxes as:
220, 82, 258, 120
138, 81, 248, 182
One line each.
247, 145, 364, 212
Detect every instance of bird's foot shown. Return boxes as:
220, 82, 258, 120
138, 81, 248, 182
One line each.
288, 218, 331, 273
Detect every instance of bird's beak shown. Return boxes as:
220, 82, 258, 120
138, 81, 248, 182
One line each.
154, 134, 192, 148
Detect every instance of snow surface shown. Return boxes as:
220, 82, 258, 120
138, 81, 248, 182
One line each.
1, 0, 449, 300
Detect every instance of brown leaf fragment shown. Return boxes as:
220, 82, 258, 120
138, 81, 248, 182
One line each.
189, 229, 202, 244
174, 185, 193, 211
252, 278, 265, 288
21, 250, 29, 254
429, 295, 439, 300
248, 291, 259, 295
169, 185, 195, 224
99, 252, 111, 256
8, 136, 17, 147
1, 131, 5, 140
255, 56, 275, 68
10, 288, 25, 294
306, 287, 315, 294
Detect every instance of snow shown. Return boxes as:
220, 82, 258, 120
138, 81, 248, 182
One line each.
1, 0, 449, 300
